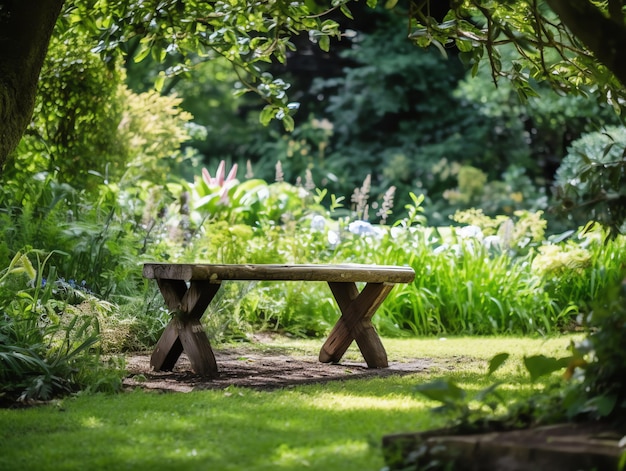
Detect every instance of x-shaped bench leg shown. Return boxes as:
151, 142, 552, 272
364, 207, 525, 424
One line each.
150, 279, 221, 377
319, 282, 394, 368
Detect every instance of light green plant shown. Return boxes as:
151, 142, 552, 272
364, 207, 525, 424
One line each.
453, 208, 546, 254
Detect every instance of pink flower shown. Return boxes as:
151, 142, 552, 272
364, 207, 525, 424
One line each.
202, 161, 238, 204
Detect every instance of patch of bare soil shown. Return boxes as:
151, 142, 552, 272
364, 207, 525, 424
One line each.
123, 344, 432, 393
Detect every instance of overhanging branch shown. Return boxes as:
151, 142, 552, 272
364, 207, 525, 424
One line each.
546, 0, 626, 87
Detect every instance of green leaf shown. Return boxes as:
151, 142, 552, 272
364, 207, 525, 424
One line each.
281, 114, 295, 132
487, 353, 509, 376
455, 38, 474, 53
340, 4, 353, 19
259, 105, 276, 126
618, 448, 626, 471
151, 44, 166, 62
366, 0, 378, 8
475, 382, 503, 406
319, 35, 330, 52
430, 39, 448, 58
586, 395, 617, 417
523, 355, 570, 382
154, 73, 166, 93
415, 379, 466, 404
133, 44, 151, 63
384, 0, 398, 8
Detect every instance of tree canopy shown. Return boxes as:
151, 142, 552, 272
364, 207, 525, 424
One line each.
1, 0, 626, 172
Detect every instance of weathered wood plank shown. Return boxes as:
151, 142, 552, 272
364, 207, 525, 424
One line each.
143, 263, 415, 284
382, 422, 624, 471
319, 282, 393, 368
151, 279, 221, 374
181, 281, 221, 319
177, 317, 219, 377
146, 262, 414, 374
150, 321, 184, 371
156, 278, 188, 311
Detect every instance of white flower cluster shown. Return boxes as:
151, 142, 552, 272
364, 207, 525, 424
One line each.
310, 216, 385, 248
433, 225, 504, 256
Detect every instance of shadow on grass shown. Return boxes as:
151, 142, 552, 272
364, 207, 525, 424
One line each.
0, 336, 567, 471
1, 376, 443, 471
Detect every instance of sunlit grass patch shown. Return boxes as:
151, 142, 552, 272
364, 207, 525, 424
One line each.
0, 336, 575, 471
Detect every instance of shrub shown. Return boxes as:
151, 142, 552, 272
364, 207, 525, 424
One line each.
0, 251, 125, 404
555, 126, 626, 234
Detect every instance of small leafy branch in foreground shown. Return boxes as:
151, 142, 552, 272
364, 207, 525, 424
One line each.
413, 350, 572, 434
413, 272, 626, 456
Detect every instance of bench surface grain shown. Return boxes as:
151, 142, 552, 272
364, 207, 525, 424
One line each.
143, 263, 416, 284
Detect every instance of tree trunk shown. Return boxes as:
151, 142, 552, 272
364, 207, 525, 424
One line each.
546, 0, 626, 88
0, 0, 65, 173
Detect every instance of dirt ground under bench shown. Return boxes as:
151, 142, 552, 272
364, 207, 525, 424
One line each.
123, 344, 432, 393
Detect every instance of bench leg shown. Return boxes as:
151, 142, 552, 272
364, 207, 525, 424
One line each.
150, 279, 221, 377
319, 281, 394, 368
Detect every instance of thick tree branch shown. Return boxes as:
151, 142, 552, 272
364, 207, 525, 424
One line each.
0, 0, 65, 173
546, 0, 626, 87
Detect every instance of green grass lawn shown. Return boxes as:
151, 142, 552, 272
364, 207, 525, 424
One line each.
0, 336, 576, 471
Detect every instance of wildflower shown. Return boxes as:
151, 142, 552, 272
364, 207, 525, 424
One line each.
482, 235, 501, 250
275, 161, 284, 182
328, 230, 340, 247
304, 169, 316, 191
531, 244, 591, 276
245, 159, 254, 179
457, 225, 483, 239
351, 174, 371, 220
310, 215, 326, 231
202, 160, 238, 204
433, 244, 451, 255
348, 220, 379, 237
376, 186, 396, 225
202, 160, 238, 187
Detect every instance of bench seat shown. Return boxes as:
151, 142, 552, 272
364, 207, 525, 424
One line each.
144, 263, 415, 378
143, 263, 416, 283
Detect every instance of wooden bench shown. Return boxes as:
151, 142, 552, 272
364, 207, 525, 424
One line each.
143, 263, 416, 378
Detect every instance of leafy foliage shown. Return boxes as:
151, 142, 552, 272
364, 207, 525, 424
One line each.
555, 126, 626, 234
3, 0, 626, 410
65, 0, 351, 131
12, 25, 195, 193
0, 251, 125, 404
406, 270, 626, 470
18, 29, 124, 190
564, 276, 626, 422
405, 1, 626, 111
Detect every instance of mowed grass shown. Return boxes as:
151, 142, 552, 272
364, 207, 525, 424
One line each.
0, 335, 577, 471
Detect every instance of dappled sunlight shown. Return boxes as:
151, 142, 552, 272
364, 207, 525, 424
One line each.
0, 332, 587, 471
305, 392, 423, 412
81, 416, 104, 429
270, 441, 369, 469
0, 379, 443, 471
